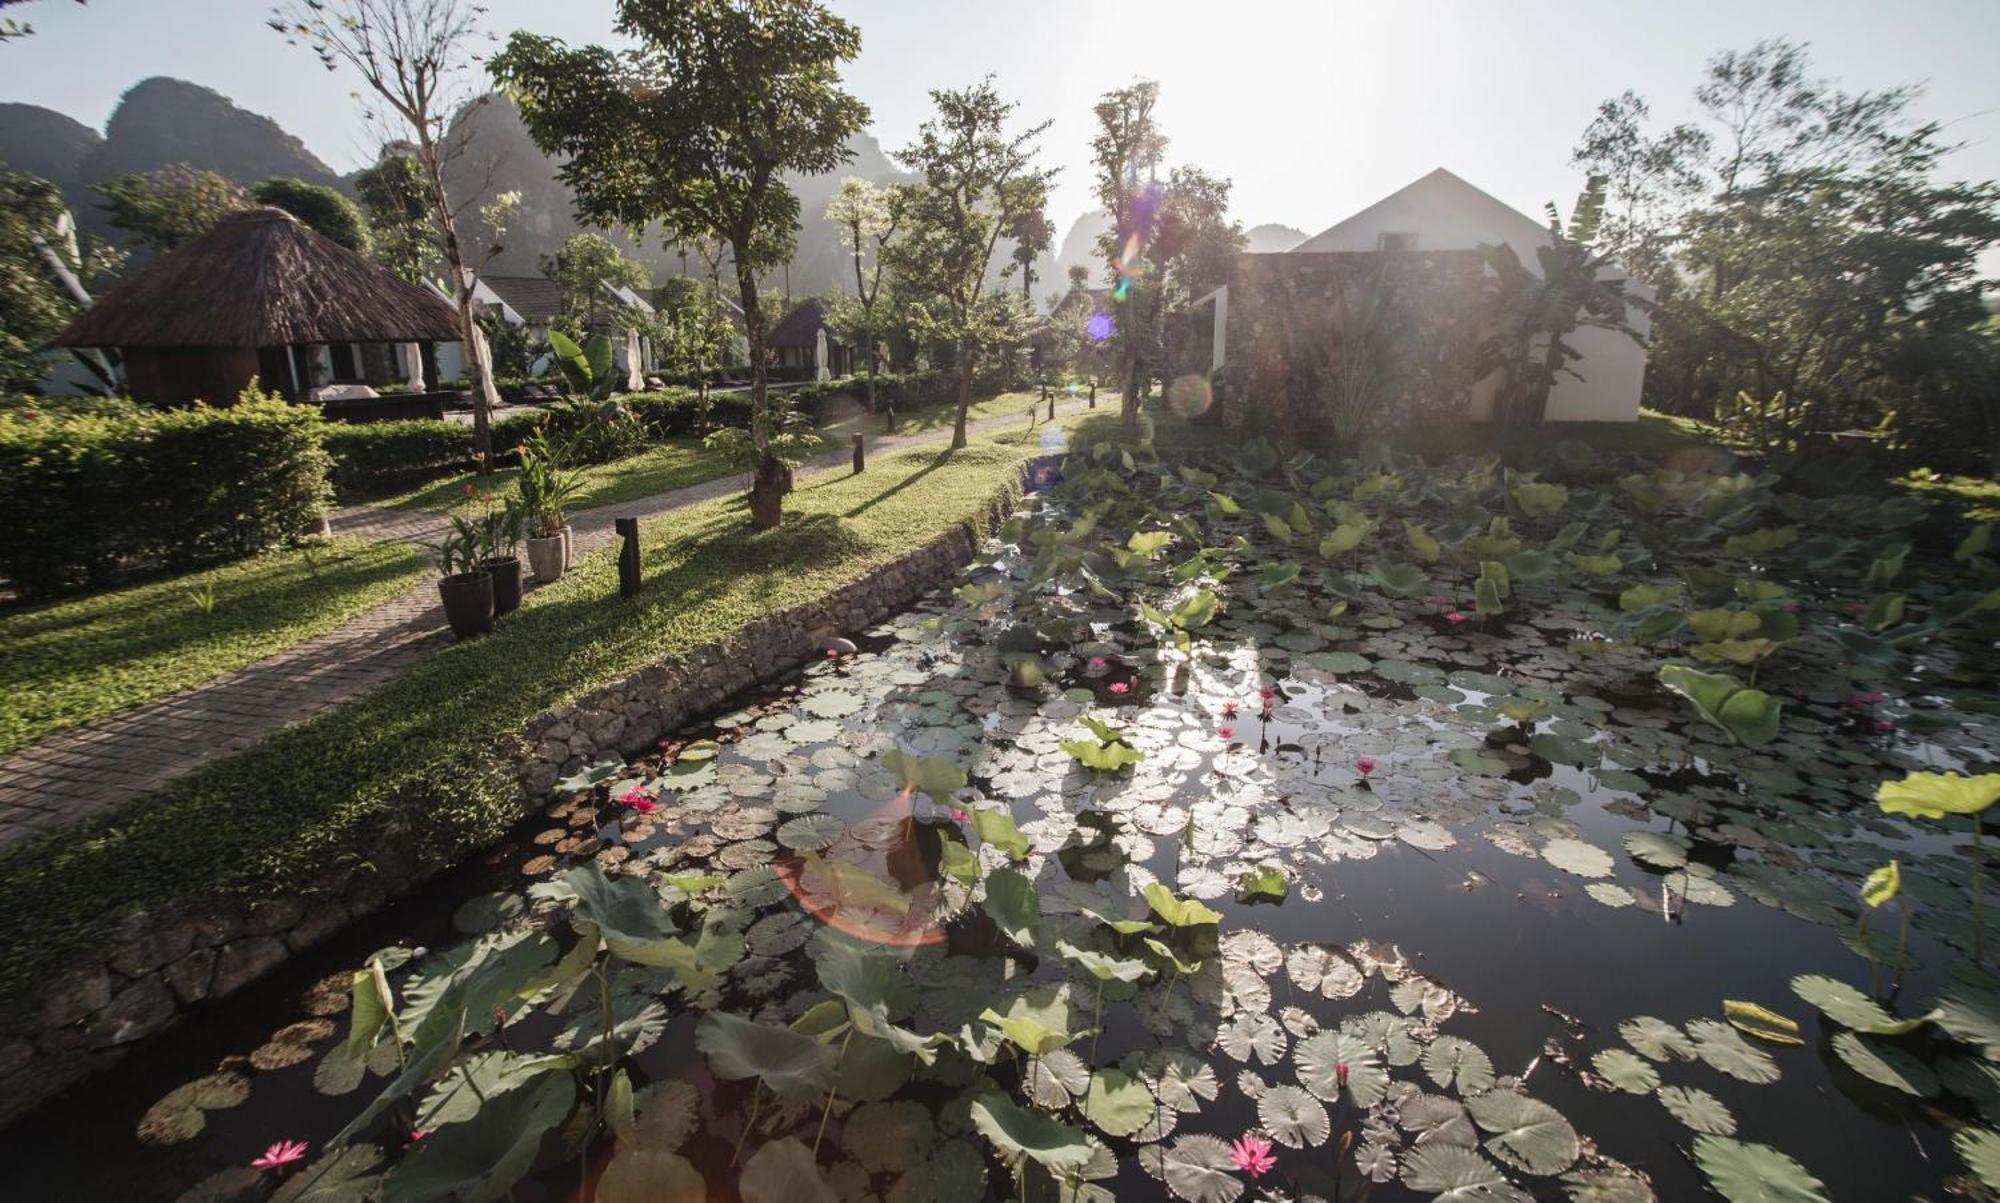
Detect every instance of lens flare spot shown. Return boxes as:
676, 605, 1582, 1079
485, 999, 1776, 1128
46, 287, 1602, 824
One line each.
1167, 374, 1213, 417
1085, 312, 1115, 343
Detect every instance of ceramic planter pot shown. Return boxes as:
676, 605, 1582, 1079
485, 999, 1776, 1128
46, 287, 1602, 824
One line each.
482, 555, 522, 616
526, 533, 567, 583
437, 571, 495, 640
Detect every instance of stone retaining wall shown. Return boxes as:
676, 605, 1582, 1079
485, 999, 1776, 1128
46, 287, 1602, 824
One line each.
0, 479, 1022, 1125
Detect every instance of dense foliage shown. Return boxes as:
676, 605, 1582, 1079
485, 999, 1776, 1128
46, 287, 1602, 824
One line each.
0, 388, 330, 595
250, 176, 373, 254
1573, 38, 2000, 473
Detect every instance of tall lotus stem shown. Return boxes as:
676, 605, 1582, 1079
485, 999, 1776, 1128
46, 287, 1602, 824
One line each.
813, 1027, 855, 1156
1975, 823, 1986, 964
732, 1085, 763, 1166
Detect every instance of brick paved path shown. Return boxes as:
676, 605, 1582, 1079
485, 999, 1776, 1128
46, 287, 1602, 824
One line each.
0, 400, 1090, 848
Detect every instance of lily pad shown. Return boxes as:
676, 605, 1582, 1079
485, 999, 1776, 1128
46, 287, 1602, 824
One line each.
1592, 1048, 1660, 1094
1692, 1136, 1829, 1203
1543, 837, 1615, 879
1423, 1035, 1497, 1095
1687, 1019, 1781, 1084
739, 1137, 835, 1203
1137, 1134, 1244, 1203
1400, 1144, 1508, 1199
1832, 1031, 1937, 1096
1658, 1085, 1736, 1136
1466, 1088, 1578, 1175
1257, 1083, 1331, 1149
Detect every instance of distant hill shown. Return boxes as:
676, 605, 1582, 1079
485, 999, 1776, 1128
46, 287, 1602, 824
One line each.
1048, 209, 1115, 303
0, 102, 100, 199
1245, 222, 1308, 254
0, 78, 342, 246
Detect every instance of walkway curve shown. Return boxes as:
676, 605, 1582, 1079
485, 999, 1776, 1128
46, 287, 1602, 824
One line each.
0, 398, 1096, 849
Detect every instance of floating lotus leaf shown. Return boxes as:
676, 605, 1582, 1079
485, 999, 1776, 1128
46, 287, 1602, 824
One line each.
1397, 1092, 1477, 1147
1724, 999, 1803, 1047
1542, 837, 1614, 879
1237, 864, 1288, 902
775, 813, 844, 851
1658, 1085, 1735, 1136
894, 1139, 988, 1203
1216, 1012, 1286, 1065
595, 1150, 705, 1203
382, 1070, 574, 1203
1025, 1048, 1091, 1106
1137, 1134, 1243, 1203
1622, 831, 1690, 869
1687, 1019, 1781, 1084
1692, 1136, 1829, 1203
1657, 665, 1781, 747
1400, 1143, 1508, 1199
1423, 1035, 1497, 1095
968, 1092, 1095, 1174
531, 863, 680, 967
1956, 1128, 2000, 1191
1258, 1083, 1331, 1148
1619, 1016, 1695, 1062
1587, 882, 1638, 908
1056, 940, 1152, 984
979, 986, 1076, 1057
1832, 1031, 1937, 1096
555, 758, 624, 794
739, 1137, 835, 1203
1592, 1048, 1660, 1094
1466, 1088, 1579, 1175
1081, 1068, 1155, 1137
1929, 991, 2000, 1055
1297, 1031, 1389, 1106
844, 1100, 935, 1174
801, 690, 863, 719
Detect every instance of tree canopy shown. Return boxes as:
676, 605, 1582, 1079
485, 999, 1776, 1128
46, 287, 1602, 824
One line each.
250, 176, 372, 254
94, 164, 245, 254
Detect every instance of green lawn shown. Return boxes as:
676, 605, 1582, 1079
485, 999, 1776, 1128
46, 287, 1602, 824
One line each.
372, 437, 738, 517
0, 433, 1043, 1001
818, 389, 1060, 438
0, 539, 429, 757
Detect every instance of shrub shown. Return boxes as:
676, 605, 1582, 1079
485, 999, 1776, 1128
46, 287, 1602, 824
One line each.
322, 419, 476, 487
0, 389, 331, 596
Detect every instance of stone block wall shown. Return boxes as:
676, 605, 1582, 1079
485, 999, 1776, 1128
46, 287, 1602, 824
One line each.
0, 480, 1020, 1125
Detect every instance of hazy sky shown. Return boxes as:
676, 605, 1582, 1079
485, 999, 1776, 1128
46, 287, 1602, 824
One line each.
5, 0, 1998, 254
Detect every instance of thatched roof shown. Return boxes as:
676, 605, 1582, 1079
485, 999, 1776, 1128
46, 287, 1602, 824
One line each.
56, 207, 462, 350
770, 297, 841, 349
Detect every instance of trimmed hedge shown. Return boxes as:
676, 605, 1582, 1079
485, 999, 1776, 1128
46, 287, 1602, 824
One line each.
329, 371, 963, 489
0, 398, 331, 597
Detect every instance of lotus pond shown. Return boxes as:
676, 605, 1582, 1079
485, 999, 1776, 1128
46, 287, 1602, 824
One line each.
7, 423, 1999, 1203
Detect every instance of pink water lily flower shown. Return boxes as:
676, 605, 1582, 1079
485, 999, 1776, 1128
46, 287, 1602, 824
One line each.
1874, 719, 1895, 733
1354, 757, 1376, 776
1229, 1133, 1277, 1179
1336, 1061, 1350, 1089
1258, 686, 1277, 701
1217, 725, 1235, 741
1087, 656, 1107, 671
950, 807, 968, 824
1107, 681, 1130, 695
1443, 611, 1468, 625
825, 647, 840, 658
1222, 701, 1239, 719
253, 1140, 308, 1171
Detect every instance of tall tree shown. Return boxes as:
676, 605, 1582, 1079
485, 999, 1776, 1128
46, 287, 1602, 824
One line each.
94, 164, 245, 253
353, 151, 436, 282
272, 0, 513, 472
888, 77, 1054, 449
824, 176, 899, 412
540, 232, 649, 335
494, 0, 867, 529
1089, 81, 1169, 428
250, 176, 372, 253
0, 167, 119, 393
1572, 37, 2000, 459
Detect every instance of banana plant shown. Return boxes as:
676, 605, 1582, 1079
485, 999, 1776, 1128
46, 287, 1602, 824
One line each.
547, 328, 618, 400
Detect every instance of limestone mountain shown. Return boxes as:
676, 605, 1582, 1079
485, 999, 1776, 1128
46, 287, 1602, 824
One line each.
1244, 222, 1307, 254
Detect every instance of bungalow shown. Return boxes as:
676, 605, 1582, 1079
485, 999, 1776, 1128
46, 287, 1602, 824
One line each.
1195, 167, 1652, 426
770, 297, 852, 380
430, 273, 659, 388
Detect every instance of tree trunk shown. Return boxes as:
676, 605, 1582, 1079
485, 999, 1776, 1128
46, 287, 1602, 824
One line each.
734, 248, 786, 530
952, 339, 975, 451
864, 322, 879, 415
415, 129, 499, 474
1119, 288, 1142, 428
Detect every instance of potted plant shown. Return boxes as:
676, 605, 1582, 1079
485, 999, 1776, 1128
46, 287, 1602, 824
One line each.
517, 430, 580, 583
431, 518, 494, 640
479, 496, 527, 616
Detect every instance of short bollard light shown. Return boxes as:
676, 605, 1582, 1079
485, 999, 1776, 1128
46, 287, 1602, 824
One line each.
852, 433, 865, 474
616, 517, 640, 598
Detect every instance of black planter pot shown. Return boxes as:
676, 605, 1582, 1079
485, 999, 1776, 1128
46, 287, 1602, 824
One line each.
437, 571, 495, 640
482, 555, 523, 616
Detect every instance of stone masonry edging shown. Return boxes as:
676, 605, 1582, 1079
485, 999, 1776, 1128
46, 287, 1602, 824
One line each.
0, 475, 1025, 1126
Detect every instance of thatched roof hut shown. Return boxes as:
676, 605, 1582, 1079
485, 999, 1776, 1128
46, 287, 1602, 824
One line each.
55, 207, 462, 406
